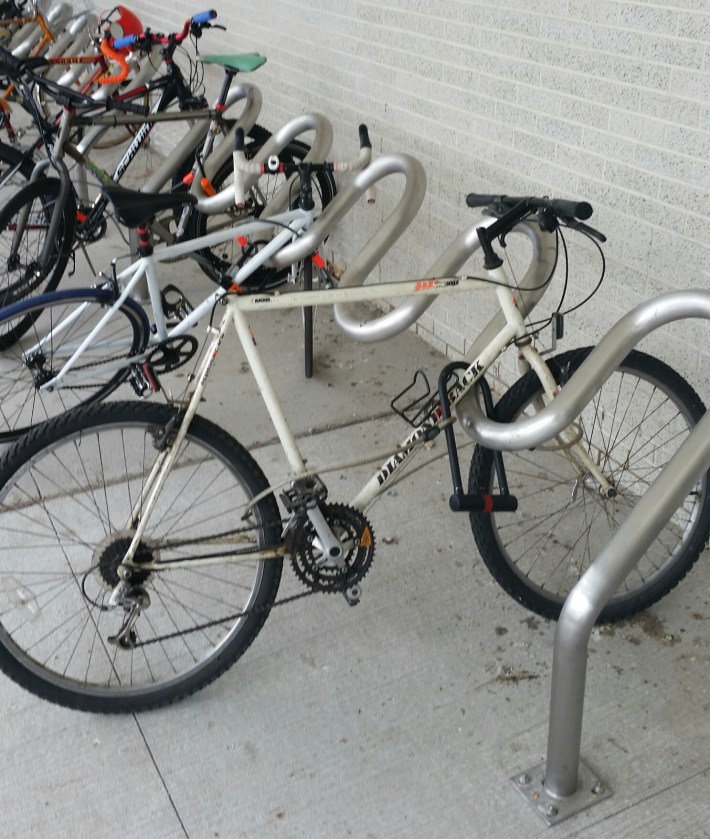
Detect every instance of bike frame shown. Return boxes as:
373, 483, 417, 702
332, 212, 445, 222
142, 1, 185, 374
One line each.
30, 65, 257, 206
13, 144, 614, 576
32, 206, 317, 385
0, 3, 55, 110
37, 210, 608, 574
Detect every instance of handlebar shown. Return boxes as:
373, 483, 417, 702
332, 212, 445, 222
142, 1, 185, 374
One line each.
112, 10, 218, 52
97, 36, 130, 86
0, 44, 149, 113
467, 193, 605, 269
232, 124, 372, 208
191, 9, 217, 26
465, 193, 593, 222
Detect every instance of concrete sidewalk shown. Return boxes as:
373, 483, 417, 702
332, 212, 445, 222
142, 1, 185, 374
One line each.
0, 247, 709, 839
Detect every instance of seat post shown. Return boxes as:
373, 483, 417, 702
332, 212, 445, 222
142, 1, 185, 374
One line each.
129, 225, 152, 302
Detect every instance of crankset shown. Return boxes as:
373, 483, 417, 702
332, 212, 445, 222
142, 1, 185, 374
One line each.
288, 502, 375, 597
148, 335, 199, 373
76, 208, 107, 244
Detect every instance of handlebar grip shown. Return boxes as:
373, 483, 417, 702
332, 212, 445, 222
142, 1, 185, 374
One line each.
466, 193, 502, 208
549, 199, 593, 220
192, 9, 217, 25
112, 34, 138, 50
358, 124, 371, 149
98, 37, 130, 85
0, 46, 22, 78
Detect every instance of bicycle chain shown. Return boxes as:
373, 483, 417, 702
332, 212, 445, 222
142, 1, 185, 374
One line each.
45, 338, 197, 390
126, 516, 364, 649
131, 586, 323, 648
41, 352, 138, 390
123, 517, 311, 648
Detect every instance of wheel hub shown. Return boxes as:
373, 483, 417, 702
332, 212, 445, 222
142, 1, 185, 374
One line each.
93, 530, 156, 588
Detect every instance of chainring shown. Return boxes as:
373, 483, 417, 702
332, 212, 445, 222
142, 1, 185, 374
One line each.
148, 335, 199, 373
289, 503, 375, 593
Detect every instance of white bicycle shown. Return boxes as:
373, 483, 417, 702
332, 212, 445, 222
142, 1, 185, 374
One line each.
0, 134, 706, 712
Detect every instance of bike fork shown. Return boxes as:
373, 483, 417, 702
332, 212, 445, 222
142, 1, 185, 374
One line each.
518, 344, 616, 498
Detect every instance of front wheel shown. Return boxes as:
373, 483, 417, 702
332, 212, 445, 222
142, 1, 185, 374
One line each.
468, 348, 710, 623
0, 401, 283, 713
0, 288, 149, 440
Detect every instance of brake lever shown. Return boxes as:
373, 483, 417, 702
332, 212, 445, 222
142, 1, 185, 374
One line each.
562, 218, 607, 243
191, 22, 227, 37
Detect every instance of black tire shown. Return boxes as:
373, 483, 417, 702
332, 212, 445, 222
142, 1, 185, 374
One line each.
190, 132, 337, 289
0, 140, 34, 200
468, 348, 710, 623
0, 176, 77, 342
0, 400, 283, 712
0, 288, 149, 439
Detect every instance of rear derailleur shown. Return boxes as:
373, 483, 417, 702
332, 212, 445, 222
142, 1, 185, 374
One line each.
107, 581, 150, 649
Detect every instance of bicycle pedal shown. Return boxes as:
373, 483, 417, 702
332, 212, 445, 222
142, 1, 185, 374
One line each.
343, 584, 362, 607
161, 284, 194, 321
129, 363, 161, 397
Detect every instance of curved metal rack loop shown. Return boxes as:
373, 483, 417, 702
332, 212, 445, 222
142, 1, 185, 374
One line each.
331, 200, 558, 345
457, 289, 710, 450
194, 111, 333, 214
270, 152, 427, 276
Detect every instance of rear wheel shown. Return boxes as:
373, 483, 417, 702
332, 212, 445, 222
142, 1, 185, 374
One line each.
0, 176, 77, 342
0, 400, 283, 712
0, 288, 148, 439
468, 348, 710, 622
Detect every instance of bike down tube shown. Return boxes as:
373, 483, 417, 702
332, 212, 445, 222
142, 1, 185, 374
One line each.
121, 309, 237, 571
351, 311, 523, 512
37, 260, 150, 390
38, 210, 313, 391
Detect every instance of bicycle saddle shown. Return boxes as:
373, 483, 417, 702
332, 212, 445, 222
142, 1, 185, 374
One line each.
200, 53, 267, 73
101, 185, 198, 229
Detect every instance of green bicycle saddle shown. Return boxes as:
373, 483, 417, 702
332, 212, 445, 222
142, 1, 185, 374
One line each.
200, 53, 267, 73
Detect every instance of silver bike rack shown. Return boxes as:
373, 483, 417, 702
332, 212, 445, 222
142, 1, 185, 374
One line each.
269, 151, 428, 273
456, 289, 710, 824
194, 111, 335, 215
268, 147, 560, 337
334, 208, 559, 344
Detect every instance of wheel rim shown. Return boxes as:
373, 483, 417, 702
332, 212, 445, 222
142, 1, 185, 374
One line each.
0, 413, 276, 704
0, 291, 146, 437
481, 360, 706, 611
